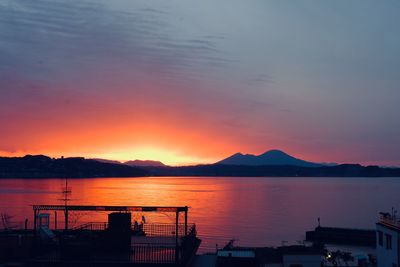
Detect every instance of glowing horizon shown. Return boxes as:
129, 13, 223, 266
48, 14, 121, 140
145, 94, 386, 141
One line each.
1, 0, 399, 167
0, 149, 212, 166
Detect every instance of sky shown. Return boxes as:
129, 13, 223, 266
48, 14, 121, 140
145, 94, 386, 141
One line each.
1, 0, 400, 166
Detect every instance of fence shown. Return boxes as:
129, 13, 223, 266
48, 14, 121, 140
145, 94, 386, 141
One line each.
130, 243, 177, 263
72, 222, 196, 237
37, 223, 199, 264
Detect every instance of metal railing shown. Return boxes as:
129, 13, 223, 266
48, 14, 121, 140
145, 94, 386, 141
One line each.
33, 224, 199, 265
71, 222, 197, 237
130, 243, 177, 263
379, 214, 400, 228
142, 223, 196, 237
71, 222, 108, 231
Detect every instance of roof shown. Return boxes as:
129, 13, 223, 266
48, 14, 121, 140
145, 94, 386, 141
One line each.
217, 245, 323, 264
32, 205, 188, 212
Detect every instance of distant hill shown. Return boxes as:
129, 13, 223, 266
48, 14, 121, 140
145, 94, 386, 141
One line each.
92, 158, 165, 167
124, 160, 165, 167
217, 150, 323, 167
0, 155, 148, 178
91, 158, 123, 165
142, 164, 400, 177
1, 154, 399, 178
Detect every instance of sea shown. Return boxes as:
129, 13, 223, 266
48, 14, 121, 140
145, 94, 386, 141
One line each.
0, 177, 399, 252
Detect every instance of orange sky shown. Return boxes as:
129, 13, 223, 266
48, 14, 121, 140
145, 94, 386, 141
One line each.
0, 76, 398, 166
1, 1, 399, 166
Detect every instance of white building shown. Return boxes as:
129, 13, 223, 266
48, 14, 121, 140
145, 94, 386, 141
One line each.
376, 211, 400, 267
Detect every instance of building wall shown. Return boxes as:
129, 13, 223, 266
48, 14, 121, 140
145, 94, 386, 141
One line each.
376, 224, 399, 267
282, 254, 322, 267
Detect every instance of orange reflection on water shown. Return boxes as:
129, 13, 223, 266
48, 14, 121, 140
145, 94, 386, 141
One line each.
1, 177, 400, 252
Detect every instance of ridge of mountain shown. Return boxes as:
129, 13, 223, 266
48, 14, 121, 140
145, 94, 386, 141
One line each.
217, 149, 323, 167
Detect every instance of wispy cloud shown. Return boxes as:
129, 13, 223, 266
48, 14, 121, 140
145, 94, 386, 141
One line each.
0, 0, 230, 86
0, 0, 399, 165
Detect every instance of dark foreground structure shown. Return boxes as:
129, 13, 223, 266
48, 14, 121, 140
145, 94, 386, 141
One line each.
306, 226, 376, 247
0, 205, 200, 266
214, 242, 324, 267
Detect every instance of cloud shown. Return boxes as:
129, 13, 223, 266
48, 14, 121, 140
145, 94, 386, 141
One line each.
1, 0, 399, 165
0, 0, 230, 88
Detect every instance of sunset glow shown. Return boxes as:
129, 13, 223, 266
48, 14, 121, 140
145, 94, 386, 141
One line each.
1, 1, 400, 265
94, 147, 215, 166
1, 0, 399, 166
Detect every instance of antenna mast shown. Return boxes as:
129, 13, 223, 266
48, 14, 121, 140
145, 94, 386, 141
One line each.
59, 177, 72, 230
61, 177, 72, 207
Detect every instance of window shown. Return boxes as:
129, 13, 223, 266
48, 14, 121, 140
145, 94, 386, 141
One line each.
386, 233, 392, 250
378, 231, 383, 246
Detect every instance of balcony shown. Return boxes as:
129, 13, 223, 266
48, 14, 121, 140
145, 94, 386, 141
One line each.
27, 205, 201, 266
379, 212, 400, 230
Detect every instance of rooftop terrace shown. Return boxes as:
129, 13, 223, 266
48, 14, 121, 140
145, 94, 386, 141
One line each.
1, 204, 201, 266
378, 212, 400, 230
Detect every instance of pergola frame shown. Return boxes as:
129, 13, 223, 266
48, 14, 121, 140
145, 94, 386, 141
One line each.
33, 204, 189, 260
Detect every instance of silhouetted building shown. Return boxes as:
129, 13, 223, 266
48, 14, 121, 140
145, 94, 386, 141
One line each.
0, 205, 200, 266
377, 211, 400, 267
216, 243, 323, 267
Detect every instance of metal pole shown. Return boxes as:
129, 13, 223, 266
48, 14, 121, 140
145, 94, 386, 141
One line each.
33, 209, 37, 231
54, 211, 57, 230
175, 211, 179, 263
65, 207, 68, 230
184, 207, 188, 237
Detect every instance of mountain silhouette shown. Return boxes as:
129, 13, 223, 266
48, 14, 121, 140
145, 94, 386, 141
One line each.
124, 160, 165, 167
217, 149, 323, 167
0, 155, 148, 178
1, 154, 399, 178
93, 158, 166, 167
91, 158, 123, 165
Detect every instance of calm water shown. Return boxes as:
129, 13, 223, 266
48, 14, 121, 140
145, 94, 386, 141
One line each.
0, 177, 399, 252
